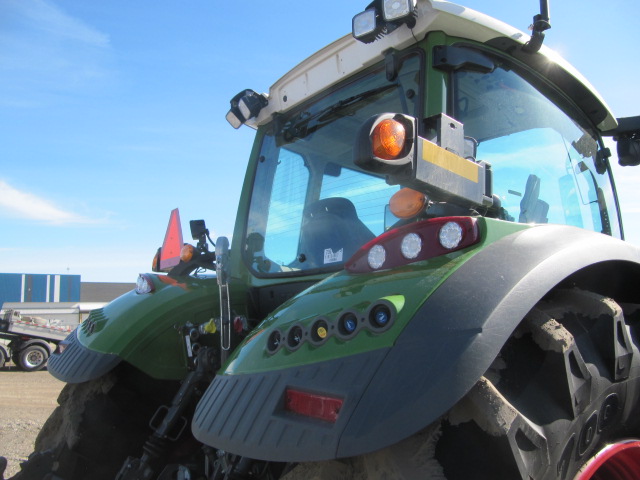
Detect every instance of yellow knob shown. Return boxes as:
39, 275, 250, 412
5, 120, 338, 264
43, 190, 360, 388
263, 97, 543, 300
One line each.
203, 319, 217, 334
317, 326, 327, 339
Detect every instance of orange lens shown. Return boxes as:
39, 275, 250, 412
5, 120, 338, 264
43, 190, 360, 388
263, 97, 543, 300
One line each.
390, 188, 427, 219
180, 244, 195, 262
152, 251, 160, 272
372, 119, 405, 160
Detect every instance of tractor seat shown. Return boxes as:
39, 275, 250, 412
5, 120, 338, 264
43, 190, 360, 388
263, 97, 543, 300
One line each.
297, 197, 375, 269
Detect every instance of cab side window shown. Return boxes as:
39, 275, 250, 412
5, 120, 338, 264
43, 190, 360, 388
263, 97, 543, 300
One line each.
453, 60, 620, 237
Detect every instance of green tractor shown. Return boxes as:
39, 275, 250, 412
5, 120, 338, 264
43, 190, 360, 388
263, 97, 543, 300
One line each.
9, 1, 640, 479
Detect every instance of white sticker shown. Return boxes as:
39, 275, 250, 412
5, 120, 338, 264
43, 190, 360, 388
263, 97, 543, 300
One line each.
323, 248, 344, 264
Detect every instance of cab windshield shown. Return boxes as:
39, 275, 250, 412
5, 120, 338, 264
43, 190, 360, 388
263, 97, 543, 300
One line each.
244, 54, 422, 276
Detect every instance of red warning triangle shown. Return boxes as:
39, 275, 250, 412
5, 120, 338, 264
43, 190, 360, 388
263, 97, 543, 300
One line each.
159, 208, 183, 271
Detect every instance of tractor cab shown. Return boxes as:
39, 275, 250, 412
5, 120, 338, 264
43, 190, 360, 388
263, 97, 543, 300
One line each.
229, 3, 623, 292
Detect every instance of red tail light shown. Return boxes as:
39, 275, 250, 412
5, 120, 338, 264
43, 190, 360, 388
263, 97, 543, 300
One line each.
345, 217, 479, 274
285, 388, 343, 423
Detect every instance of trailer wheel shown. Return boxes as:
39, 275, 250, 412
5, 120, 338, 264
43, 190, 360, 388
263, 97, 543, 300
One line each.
9, 363, 179, 480
17, 345, 48, 372
282, 289, 640, 480
0, 345, 7, 369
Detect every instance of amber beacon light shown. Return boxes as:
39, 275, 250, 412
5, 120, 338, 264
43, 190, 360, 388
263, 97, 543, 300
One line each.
354, 113, 416, 173
372, 118, 406, 159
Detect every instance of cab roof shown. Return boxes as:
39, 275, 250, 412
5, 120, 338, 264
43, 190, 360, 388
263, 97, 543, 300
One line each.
250, 0, 616, 132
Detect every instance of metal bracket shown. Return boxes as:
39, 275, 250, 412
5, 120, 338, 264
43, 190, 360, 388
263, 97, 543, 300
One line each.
215, 237, 232, 361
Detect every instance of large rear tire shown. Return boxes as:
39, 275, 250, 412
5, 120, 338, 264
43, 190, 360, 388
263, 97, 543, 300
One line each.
10, 364, 179, 480
283, 288, 640, 480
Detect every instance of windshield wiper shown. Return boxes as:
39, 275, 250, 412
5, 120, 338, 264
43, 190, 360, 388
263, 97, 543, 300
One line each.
281, 84, 397, 142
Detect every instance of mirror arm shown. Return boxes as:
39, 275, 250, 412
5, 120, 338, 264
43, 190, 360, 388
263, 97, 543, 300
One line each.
523, 0, 551, 53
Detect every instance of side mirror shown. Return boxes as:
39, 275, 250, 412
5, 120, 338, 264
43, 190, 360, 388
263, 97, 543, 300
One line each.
603, 116, 640, 166
190, 219, 208, 241
617, 136, 640, 167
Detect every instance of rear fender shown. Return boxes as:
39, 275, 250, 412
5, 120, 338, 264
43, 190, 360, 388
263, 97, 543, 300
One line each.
339, 225, 640, 456
48, 274, 220, 383
192, 225, 640, 461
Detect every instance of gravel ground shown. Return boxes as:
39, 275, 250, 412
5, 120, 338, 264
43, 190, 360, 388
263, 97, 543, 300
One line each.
0, 366, 64, 478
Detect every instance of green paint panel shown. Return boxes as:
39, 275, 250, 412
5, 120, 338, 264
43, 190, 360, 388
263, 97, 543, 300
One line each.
78, 274, 220, 380
223, 218, 529, 375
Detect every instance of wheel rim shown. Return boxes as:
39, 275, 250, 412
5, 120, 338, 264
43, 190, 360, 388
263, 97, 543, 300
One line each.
25, 350, 45, 368
574, 440, 640, 480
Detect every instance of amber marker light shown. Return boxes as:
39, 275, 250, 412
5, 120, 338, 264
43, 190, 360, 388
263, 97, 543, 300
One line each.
372, 118, 406, 160
390, 188, 427, 219
180, 244, 195, 263
152, 250, 160, 272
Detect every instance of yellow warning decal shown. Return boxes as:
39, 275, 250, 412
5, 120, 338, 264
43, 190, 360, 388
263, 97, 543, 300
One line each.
421, 140, 479, 183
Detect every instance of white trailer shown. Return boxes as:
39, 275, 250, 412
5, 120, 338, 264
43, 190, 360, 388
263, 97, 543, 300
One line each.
0, 309, 73, 371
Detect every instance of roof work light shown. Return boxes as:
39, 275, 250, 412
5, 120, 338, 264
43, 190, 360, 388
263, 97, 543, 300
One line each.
226, 89, 268, 129
352, 0, 417, 43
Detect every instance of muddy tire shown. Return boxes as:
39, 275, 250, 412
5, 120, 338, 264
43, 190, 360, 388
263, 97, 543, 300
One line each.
283, 289, 640, 480
17, 345, 48, 372
10, 363, 179, 480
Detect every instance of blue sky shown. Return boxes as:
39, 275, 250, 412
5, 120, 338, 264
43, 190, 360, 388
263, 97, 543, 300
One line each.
1, 0, 639, 282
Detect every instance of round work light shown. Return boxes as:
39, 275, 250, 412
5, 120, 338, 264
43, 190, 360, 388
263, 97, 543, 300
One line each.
439, 221, 463, 249
368, 244, 387, 269
401, 232, 422, 259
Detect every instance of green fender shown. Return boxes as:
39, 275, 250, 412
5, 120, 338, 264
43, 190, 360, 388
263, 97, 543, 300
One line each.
48, 274, 220, 382
191, 221, 640, 462
219, 218, 525, 376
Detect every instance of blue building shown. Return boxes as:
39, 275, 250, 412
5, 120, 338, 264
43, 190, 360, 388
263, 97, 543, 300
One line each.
0, 273, 81, 306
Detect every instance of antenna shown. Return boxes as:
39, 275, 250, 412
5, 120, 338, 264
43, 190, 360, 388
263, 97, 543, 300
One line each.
523, 0, 551, 53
